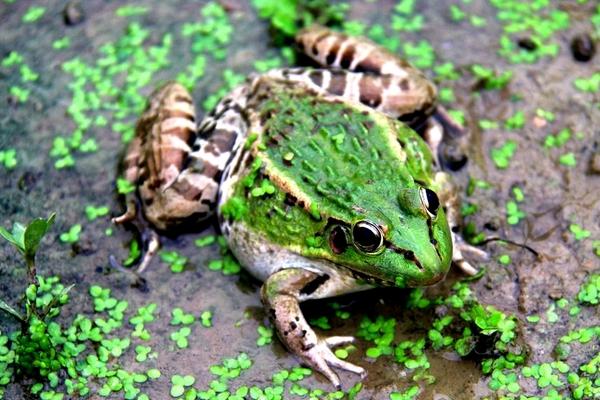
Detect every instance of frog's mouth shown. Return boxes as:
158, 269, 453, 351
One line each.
343, 264, 445, 288
342, 266, 396, 288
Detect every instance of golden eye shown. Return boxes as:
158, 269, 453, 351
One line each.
352, 221, 383, 254
420, 188, 440, 218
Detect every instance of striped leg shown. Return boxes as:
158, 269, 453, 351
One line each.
295, 26, 471, 140
113, 136, 143, 225
294, 26, 437, 127
113, 82, 249, 272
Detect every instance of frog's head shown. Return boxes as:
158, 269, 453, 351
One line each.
324, 186, 452, 288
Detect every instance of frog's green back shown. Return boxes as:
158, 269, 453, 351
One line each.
259, 84, 435, 212
221, 82, 451, 286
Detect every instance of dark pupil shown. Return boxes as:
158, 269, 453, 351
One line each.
329, 226, 348, 254
353, 223, 381, 253
425, 189, 440, 215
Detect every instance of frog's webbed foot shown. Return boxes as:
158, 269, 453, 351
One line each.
111, 188, 161, 274
112, 212, 161, 274
301, 335, 366, 389
452, 233, 489, 276
424, 113, 469, 171
261, 268, 366, 389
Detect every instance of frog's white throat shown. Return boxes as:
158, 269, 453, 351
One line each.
222, 222, 373, 300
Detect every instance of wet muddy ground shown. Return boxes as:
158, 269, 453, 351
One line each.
0, 1, 599, 399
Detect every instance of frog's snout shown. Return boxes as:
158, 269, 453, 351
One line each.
410, 251, 450, 286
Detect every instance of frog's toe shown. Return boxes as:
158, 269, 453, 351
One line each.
324, 335, 355, 347
113, 197, 138, 224
455, 259, 479, 276
452, 234, 488, 275
309, 351, 342, 390
136, 229, 160, 273
303, 336, 365, 389
458, 242, 489, 260
325, 354, 366, 378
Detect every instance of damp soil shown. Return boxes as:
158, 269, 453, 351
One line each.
0, 1, 599, 399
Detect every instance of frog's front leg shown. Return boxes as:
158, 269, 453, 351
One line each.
262, 268, 366, 389
434, 171, 488, 275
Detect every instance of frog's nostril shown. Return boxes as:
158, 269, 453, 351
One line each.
404, 251, 423, 271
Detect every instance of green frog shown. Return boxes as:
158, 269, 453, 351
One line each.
114, 25, 485, 388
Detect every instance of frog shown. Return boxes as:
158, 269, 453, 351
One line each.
113, 25, 486, 389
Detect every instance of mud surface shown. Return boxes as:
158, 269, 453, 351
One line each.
0, 1, 598, 399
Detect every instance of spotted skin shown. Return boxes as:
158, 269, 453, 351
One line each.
261, 268, 366, 389
114, 25, 483, 387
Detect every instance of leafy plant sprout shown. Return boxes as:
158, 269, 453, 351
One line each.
0, 213, 64, 320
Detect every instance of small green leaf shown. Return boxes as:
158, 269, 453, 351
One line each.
171, 384, 184, 397
24, 213, 56, 258
559, 152, 577, 167
0, 222, 25, 253
60, 224, 81, 243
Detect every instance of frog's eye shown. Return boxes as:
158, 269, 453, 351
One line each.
419, 188, 440, 218
329, 226, 349, 254
352, 221, 384, 254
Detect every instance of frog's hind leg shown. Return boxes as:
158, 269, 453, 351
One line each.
294, 25, 437, 127
113, 136, 143, 225
113, 133, 162, 275
113, 82, 248, 272
294, 26, 473, 148
113, 83, 199, 272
